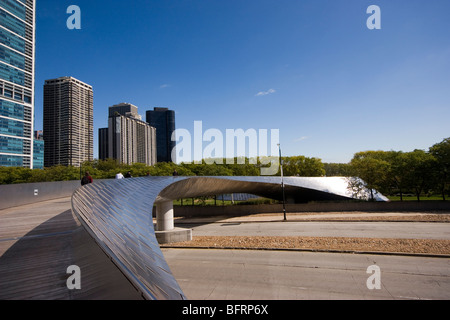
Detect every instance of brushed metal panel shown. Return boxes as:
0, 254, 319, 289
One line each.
71, 175, 387, 300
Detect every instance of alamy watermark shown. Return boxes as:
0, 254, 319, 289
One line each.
367, 5, 381, 30
171, 121, 280, 175
66, 265, 81, 290
366, 265, 381, 290
67, 5, 81, 30
65, 5, 380, 31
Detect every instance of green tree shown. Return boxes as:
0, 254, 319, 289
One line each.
429, 138, 450, 200
350, 151, 390, 200
384, 151, 410, 200
194, 162, 234, 176
323, 163, 353, 177
402, 150, 437, 201
45, 165, 80, 181
282, 156, 325, 177
0, 167, 33, 184
96, 158, 120, 172
225, 157, 261, 176
150, 162, 177, 176
29, 169, 47, 182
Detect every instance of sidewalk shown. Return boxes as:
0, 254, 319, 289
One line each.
172, 211, 450, 224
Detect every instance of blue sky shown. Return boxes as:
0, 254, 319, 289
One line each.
34, 0, 450, 163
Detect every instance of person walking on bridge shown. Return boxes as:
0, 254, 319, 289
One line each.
81, 171, 93, 186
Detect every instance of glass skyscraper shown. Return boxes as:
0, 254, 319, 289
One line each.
0, 0, 35, 168
146, 107, 176, 163
33, 129, 43, 169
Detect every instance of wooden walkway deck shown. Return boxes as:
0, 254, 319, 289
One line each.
0, 197, 143, 300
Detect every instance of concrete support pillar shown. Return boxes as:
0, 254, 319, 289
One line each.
155, 201, 174, 231
154, 200, 191, 244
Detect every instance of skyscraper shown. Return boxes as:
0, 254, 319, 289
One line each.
0, 0, 36, 168
33, 130, 43, 169
98, 127, 108, 161
99, 103, 156, 166
146, 107, 175, 163
43, 76, 93, 167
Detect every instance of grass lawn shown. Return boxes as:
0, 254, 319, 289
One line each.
388, 195, 447, 201
173, 197, 277, 206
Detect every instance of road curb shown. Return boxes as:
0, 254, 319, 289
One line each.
160, 245, 450, 258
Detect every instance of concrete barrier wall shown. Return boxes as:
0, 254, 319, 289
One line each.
0, 180, 80, 210
173, 201, 450, 217
0, 179, 109, 210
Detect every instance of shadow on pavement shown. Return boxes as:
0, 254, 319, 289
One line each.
0, 209, 143, 300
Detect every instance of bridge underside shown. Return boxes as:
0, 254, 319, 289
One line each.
156, 176, 387, 202
157, 178, 351, 204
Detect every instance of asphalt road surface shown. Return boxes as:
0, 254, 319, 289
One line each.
181, 221, 450, 240
162, 248, 450, 300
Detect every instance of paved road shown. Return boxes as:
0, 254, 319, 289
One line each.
162, 248, 450, 300
180, 221, 450, 240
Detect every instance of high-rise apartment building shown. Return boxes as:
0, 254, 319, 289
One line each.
0, 0, 36, 168
33, 130, 43, 169
98, 127, 108, 161
99, 103, 156, 166
108, 102, 140, 120
43, 76, 93, 167
146, 107, 175, 163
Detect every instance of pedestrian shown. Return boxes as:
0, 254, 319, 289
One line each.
81, 171, 93, 186
125, 171, 132, 178
115, 172, 124, 179
173, 169, 179, 176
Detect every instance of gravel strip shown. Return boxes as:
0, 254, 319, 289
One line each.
161, 236, 450, 256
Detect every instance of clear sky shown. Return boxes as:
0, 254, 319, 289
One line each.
34, 0, 450, 163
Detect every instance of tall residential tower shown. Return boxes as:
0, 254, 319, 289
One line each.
99, 103, 157, 166
43, 77, 93, 167
0, 0, 36, 167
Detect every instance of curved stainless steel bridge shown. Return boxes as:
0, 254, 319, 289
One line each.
71, 176, 387, 300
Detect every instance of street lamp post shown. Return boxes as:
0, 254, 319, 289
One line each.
278, 143, 287, 221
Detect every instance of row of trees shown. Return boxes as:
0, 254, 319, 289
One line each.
297, 138, 450, 201
325, 138, 450, 201
1, 138, 448, 201
0, 156, 324, 184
